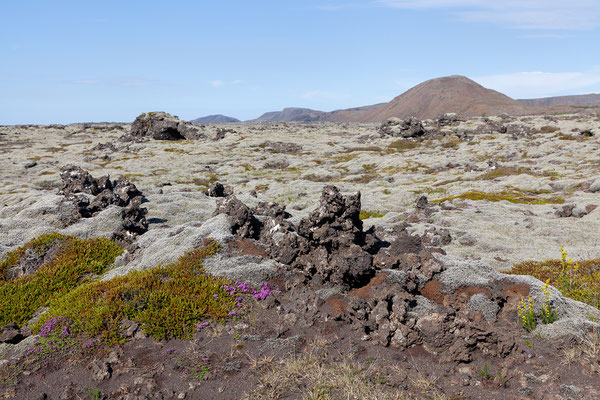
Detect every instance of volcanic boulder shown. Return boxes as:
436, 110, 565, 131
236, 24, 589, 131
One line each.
126, 112, 204, 141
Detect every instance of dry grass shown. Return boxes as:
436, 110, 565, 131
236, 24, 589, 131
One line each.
245, 352, 405, 400
561, 327, 600, 374
387, 139, 419, 151
244, 337, 449, 400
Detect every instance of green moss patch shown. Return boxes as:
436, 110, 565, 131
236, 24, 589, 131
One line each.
359, 210, 386, 220
0, 234, 123, 327
33, 241, 248, 344
432, 189, 564, 205
476, 167, 556, 180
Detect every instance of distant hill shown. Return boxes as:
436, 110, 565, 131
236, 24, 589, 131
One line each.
191, 114, 240, 123
251, 108, 328, 122
518, 94, 600, 107
358, 75, 539, 122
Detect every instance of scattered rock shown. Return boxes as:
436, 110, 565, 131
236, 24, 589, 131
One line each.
204, 181, 232, 197
23, 161, 37, 169
379, 117, 425, 138
91, 142, 119, 152
589, 178, 600, 193
437, 113, 462, 127
555, 203, 589, 218
259, 141, 302, 153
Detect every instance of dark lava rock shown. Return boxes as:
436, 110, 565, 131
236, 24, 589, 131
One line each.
57, 165, 148, 243
125, 111, 205, 141
214, 196, 261, 239
379, 117, 425, 138
437, 113, 462, 128
0, 323, 31, 344
212, 185, 527, 367
59, 166, 103, 196
205, 181, 232, 198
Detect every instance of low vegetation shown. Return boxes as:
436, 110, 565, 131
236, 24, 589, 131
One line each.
509, 247, 600, 310
432, 189, 564, 205
0, 235, 276, 348
0, 233, 123, 327
387, 139, 419, 151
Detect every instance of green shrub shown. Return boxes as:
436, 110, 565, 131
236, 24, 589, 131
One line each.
0, 234, 123, 326
34, 241, 240, 344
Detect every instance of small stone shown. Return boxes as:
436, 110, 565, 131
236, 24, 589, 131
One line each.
571, 205, 588, 218
90, 360, 112, 381
24, 161, 37, 169
560, 384, 582, 395
517, 387, 533, 396
590, 178, 600, 193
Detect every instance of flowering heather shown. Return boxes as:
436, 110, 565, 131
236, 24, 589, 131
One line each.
39, 316, 74, 338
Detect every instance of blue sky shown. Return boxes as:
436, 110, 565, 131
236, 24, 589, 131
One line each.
2, 0, 600, 124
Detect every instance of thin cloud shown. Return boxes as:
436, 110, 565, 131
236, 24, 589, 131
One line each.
209, 80, 242, 88
302, 90, 349, 101
519, 33, 574, 39
378, 0, 600, 30
315, 2, 371, 10
475, 71, 600, 99
67, 78, 154, 87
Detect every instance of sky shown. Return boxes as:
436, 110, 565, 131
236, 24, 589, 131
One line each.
1, 0, 600, 124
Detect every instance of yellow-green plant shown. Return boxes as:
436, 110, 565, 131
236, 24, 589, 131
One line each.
540, 282, 558, 324
559, 246, 579, 293
509, 248, 600, 310
518, 297, 537, 332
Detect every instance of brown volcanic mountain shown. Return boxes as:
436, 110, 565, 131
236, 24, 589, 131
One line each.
248, 75, 554, 123
357, 75, 539, 122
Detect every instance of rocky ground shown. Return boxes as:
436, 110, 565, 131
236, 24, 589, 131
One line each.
1, 111, 600, 399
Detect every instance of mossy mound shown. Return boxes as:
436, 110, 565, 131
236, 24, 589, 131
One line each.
0, 234, 123, 327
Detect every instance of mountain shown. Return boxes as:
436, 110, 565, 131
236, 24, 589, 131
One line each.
252, 108, 328, 122
249, 76, 542, 123
358, 75, 539, 122
191, 114, 240, 123
518, 94, 600, 107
